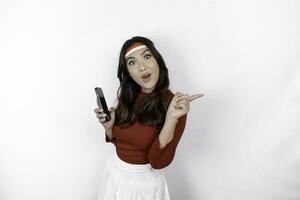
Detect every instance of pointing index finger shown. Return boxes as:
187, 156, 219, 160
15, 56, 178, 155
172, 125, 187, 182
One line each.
188, 93, 204, 102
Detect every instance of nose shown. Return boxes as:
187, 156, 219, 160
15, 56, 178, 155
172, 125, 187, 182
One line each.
138, 60, 148, 71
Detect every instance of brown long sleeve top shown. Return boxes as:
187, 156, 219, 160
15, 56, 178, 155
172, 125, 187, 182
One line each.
105, 89, 188, 169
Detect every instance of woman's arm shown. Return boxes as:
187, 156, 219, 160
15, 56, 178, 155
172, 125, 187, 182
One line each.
158, 118, 178, 149
147, 113, 187, 169
105, 128, 116, 143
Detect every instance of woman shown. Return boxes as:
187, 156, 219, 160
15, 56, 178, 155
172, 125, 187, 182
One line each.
94, 36, 203, 200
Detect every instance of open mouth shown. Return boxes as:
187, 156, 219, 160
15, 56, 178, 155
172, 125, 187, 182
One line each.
142, 74, 151, 79
141, 73, 152, 82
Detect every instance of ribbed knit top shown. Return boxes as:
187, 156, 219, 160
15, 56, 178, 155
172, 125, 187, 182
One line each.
105, 89, 187, 169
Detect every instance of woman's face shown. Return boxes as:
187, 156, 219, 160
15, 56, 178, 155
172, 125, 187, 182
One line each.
126, 46, 159, 93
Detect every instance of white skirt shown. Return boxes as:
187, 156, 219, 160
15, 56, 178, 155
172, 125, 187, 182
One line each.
97, 151, 171, 200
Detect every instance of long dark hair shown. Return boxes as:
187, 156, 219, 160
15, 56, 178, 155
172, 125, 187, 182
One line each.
114, 36, 171, 129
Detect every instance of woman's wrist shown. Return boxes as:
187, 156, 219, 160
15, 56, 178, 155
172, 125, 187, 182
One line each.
105, 127, 112, 131
165, 116, 178, 125
105, 128, 113, 140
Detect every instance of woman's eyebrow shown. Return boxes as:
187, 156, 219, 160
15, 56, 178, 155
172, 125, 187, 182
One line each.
126, 56, 134, 61
126, 49, 150, 61
140, 49, 150, 55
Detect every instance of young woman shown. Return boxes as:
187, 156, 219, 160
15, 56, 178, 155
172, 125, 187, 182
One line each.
94, 36, 203, 200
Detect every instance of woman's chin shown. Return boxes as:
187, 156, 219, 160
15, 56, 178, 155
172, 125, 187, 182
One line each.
139, 78, 157, 89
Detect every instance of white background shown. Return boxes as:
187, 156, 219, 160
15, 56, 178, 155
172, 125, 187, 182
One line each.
1, 0, 299, 199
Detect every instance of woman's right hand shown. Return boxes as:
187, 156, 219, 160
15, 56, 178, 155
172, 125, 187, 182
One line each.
94, 104, 116, 131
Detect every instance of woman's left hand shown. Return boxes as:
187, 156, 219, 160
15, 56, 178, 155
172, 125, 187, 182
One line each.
166, 92, 204, 122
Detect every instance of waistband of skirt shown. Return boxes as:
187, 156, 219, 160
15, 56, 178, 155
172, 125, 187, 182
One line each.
112, 151, 157, 174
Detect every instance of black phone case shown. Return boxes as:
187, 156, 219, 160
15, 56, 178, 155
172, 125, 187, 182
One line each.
95, 87, 111, 121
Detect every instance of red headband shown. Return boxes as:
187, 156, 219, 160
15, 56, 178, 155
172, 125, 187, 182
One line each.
125, 42, 146, 57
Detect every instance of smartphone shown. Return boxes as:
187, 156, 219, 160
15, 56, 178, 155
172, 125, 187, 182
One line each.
95, 87, 111, 121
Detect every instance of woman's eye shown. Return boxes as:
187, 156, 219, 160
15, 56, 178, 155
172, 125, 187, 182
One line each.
128, 61, 135, 66
144, 54, 151, 60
